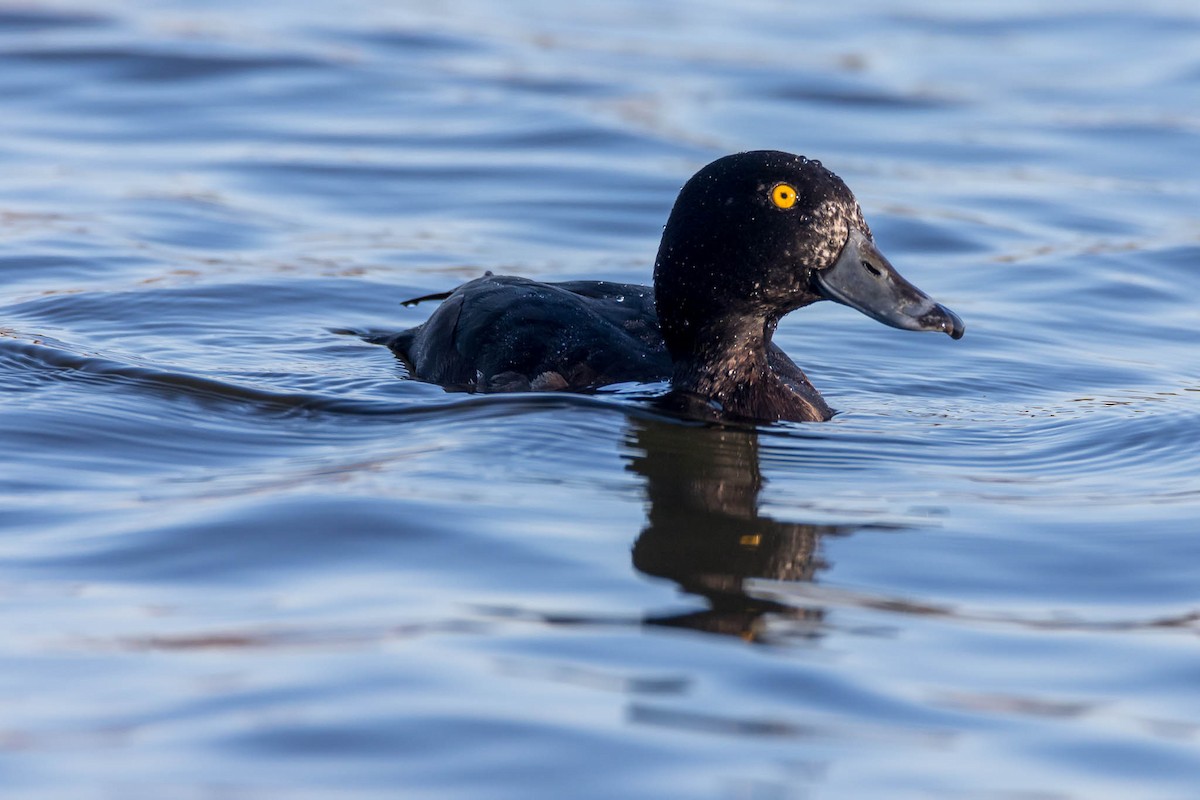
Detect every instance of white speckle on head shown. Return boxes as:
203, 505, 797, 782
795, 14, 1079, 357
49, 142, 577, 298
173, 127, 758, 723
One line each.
807, 197, 866, 270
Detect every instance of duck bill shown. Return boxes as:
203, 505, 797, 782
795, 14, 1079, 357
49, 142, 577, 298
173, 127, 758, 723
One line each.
814, 229, 964, 339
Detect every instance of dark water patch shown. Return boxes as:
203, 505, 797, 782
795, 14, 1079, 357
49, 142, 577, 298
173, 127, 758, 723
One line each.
7, 278, 410, 341
29, 495, 475, 584
232, 157, 667, 194
0, 7, 112, 32
0, 253, 148, 287
0, 335, 381, 421
346, 27, 489, 55
893, 9, 1200, 38
0, 46, 327, 84
486, 71, 619, 99
870, 211, 994, 256
226, 155, 677, 230
264, 124, 663, 155
767, 80, 961, 111
115, 196, 284, 252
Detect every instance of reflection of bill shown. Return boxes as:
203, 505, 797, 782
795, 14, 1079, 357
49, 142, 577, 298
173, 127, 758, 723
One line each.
626, 417, 853, 640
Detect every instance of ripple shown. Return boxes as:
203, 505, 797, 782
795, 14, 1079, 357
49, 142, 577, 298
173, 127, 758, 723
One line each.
750, 580, 1200, 638
0, 333, 620, 421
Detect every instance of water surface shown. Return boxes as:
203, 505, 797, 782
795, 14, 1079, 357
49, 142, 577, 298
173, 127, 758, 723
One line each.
2, 1, 1199, 797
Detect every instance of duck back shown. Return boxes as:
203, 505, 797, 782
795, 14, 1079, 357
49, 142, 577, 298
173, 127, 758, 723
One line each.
380, 274, 672, 392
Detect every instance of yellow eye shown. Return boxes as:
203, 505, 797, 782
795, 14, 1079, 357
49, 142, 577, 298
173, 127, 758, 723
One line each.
771, 183, 797, 209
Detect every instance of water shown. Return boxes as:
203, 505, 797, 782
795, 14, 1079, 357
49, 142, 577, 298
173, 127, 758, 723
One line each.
2, 0, 1198, 797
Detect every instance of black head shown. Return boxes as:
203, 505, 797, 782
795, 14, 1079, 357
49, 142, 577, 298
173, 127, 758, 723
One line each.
653, 150, 963, 363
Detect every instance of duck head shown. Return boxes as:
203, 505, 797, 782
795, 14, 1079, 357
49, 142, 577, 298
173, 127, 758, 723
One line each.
653, 150, 963, 368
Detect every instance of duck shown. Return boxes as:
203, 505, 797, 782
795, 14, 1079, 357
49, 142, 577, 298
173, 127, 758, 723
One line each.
371, 150, 963, 423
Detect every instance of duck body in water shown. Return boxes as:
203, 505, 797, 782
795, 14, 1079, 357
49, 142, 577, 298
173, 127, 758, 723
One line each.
372, 150, 964, 423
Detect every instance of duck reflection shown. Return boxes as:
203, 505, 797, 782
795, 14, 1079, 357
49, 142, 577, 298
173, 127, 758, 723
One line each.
626, 417, 854, 640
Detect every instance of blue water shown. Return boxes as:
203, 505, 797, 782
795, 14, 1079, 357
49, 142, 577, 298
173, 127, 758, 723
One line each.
2, 1, 1199, 797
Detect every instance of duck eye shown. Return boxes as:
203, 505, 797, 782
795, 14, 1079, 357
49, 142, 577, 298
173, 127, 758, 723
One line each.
770, 183, 797, 209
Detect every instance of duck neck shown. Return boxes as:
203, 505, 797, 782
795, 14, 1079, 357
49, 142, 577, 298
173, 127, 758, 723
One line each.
669, 314, 781, 405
